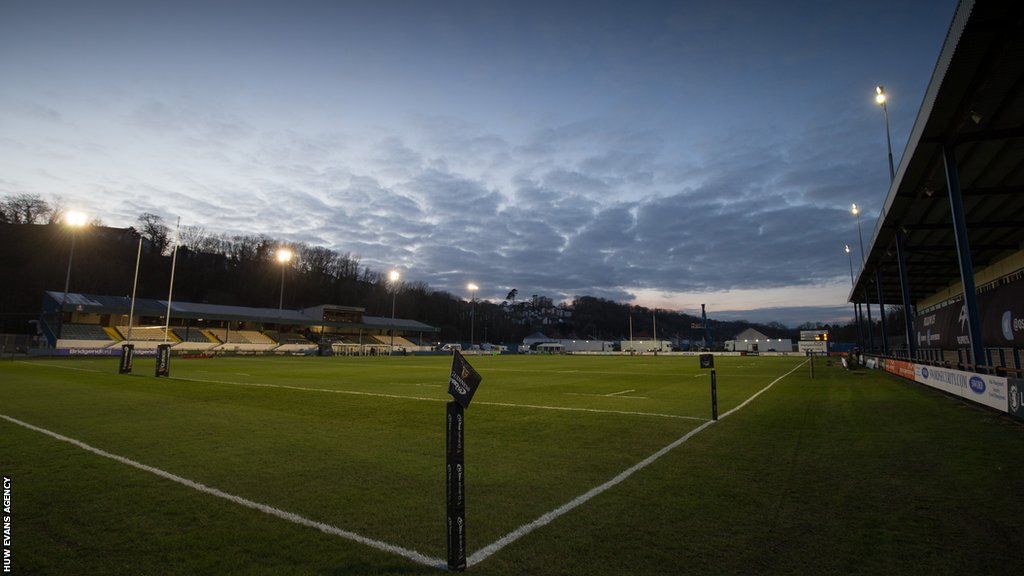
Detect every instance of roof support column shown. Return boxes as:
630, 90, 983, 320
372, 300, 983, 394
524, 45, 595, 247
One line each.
875, 270, 888, 356
895, 228, 916, 360
863, 286, 874, 352
942, 144, 985, 369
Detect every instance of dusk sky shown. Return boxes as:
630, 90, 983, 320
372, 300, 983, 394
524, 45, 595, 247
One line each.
0, 0, 956, 326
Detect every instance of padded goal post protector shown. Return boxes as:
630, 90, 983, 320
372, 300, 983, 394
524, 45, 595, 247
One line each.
1009, 378, 1024, 421
119, 344, 134, 374
155, 343, 171, 377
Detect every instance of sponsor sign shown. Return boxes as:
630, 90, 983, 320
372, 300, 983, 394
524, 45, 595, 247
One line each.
798, 340, 828, 354
1007, 378, 1024, 421
446, 402, 465, 457
155, 344, 171, 377
448, 350, 482, 409
446, 507, 467, 571
914, 364, 1007, 412
884, 359, 916, 380
118, 344, 135, 374
913, 274, 1024, 348
445, 401, 467, 571
699, 353, 714, 369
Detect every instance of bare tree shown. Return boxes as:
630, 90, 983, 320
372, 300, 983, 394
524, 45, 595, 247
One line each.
137, 212, 170, 254
0, 194, 52, 224
178, 224, 210, 252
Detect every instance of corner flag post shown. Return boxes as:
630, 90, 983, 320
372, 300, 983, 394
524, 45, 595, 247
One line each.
446, 350, 482, 572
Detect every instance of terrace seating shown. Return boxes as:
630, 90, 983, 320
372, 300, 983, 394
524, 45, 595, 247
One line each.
206, 328, 276, 345
172, 328, 214, 343
118, 325, 173, 342
266, 331, 311, 345
60, 323, 113, 341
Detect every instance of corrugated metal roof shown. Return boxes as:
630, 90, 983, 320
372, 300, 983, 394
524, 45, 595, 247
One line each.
850, 0, 1024, 305
44, 291, 439, 332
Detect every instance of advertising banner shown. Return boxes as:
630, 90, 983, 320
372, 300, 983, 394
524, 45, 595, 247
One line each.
799, 341, 828, 354
445, 401, 467, 571
118, 344, 134, 374
448, 350, 482, 409
446, 506, 467, 571
1007, 378, 1024, 421
913, 274, 1024, 349
884, 359, 916, 380
155, 343, 171, 377
914, 364, 1008, 412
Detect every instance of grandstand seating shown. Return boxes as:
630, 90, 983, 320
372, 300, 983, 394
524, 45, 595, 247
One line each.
118, 325, 175, 342
266, 331, 312, 344
60, 324, 114, 341
206, 328, 276, 345
172, 328, 214, 343
371, 335, 419, 348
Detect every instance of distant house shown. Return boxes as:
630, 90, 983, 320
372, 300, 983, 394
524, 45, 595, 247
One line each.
725, 328, 793, 352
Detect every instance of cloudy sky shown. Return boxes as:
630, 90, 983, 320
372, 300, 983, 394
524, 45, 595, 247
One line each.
0, 0, 956, 325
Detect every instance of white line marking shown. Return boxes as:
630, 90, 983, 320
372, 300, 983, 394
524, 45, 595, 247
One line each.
16, 361, 103, 373
605, 389, 634, 397
166, 375, 706, 421
563, 392, 649, 400
466, 359, 807, 567
13, 363, 701, 421
0, 413, 445, 569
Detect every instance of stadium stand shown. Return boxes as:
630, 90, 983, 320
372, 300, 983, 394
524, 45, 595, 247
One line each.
172, 327, 215, 343
119, 325, 177, 342
206, 328, 276, 345
264, 331, 311, 344
60, 323, 114, 341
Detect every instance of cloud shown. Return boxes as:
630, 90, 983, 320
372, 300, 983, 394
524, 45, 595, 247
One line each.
0, 98, 879, 322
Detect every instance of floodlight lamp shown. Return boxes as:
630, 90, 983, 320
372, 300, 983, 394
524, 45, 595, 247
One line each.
875, 85, 886, 104
276, 248, 294, 263
65, 210, 88, 227
851, 203, 859, 215
388, 270, 400, 282
467, 283, 479, 292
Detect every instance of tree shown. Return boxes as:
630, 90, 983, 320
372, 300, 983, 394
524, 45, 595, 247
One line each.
137, 213, 170, 255
505, 288, 518, 304
0, 194, 52, 224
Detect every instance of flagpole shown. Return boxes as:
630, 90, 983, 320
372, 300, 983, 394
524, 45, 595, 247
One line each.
127, 236, 142, 344
163, 217, 180, 343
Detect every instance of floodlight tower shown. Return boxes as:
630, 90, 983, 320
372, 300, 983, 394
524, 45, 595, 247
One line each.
467, 283, 479, 347
875, 86, 895, 183
388, 270, 400, 353
846, 244, 863, 346
57, 210, 89, 338
276, 247, 294, 311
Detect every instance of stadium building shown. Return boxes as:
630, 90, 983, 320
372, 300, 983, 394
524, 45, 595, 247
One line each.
40, 290, 439, 355
850, 0, 1024, 376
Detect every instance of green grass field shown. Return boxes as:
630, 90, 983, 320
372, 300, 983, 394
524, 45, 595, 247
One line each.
1, 354, 1023, 575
